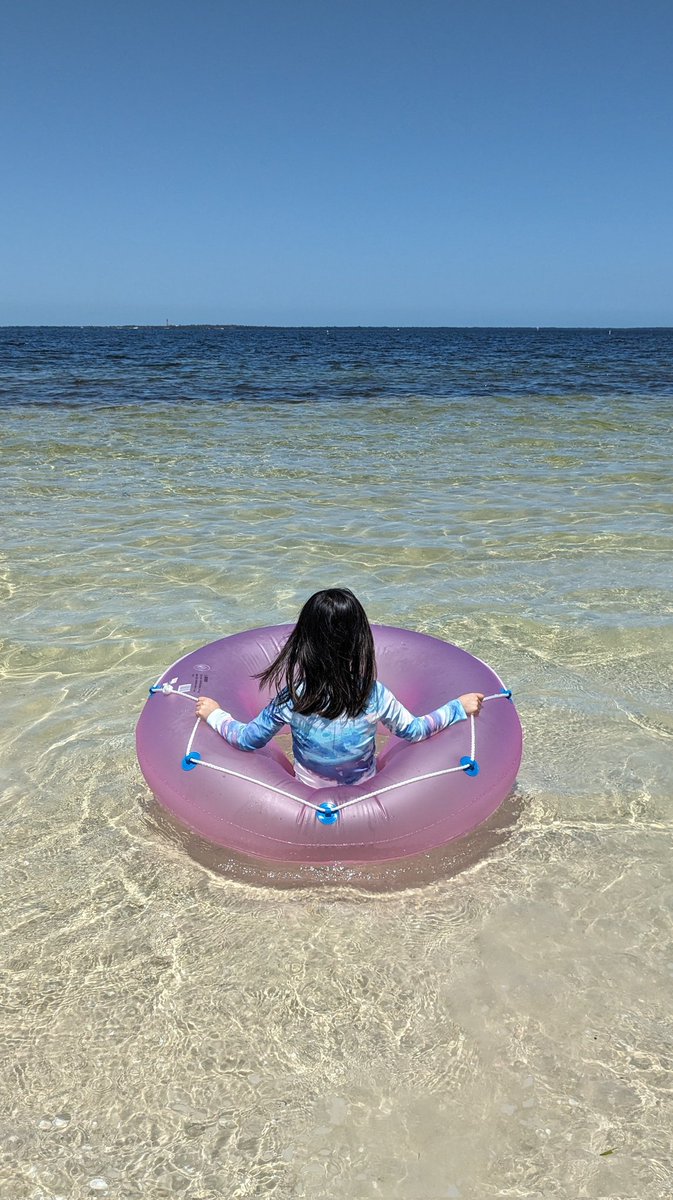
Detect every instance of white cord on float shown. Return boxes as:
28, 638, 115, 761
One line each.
185, 717, 200, 758
189, 756, 325, 812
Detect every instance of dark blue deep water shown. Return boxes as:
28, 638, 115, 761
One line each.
1, 325, 672, 407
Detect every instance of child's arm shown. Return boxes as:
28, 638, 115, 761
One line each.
195, 695, 287, 752
376, 683, 483, 743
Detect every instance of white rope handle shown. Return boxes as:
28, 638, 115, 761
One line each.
188, 756, 325, 812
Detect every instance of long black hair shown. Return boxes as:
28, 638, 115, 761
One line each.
256, 588, 376, 718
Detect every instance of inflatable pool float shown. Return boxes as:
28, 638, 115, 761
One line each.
136, 624, 522, 864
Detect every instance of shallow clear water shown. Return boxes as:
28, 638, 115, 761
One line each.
2, 329, 672, 1198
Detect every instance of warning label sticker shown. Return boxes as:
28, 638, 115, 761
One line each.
190, 670, 210, 694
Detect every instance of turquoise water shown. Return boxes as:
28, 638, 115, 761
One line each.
2, 329, 673, 1197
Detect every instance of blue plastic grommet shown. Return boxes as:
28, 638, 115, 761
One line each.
316, 801, 339, 825
500, 688, 513, 700
181, 751, 202, 771
460, 755, 480, 777
149, 684, 163, 695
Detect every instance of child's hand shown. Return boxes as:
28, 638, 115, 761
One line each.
459, 692, 484, 716
195, 696, 222, 721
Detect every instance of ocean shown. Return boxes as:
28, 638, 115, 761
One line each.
2, 326, 672, 1198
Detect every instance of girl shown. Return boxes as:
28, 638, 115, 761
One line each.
195, 588, 483, 789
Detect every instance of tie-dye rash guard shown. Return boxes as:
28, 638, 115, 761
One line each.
205, 682, 467, 789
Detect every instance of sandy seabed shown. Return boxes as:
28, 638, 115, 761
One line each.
2, 390, 672, 1198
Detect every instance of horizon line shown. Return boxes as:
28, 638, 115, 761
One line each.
2, 323, 673, 331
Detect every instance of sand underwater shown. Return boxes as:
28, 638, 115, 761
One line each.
1, 327, 673, 1198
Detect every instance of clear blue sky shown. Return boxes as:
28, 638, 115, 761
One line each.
2, 0, 672, 326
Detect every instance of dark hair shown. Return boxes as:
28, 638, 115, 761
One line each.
256, 588, 376, 718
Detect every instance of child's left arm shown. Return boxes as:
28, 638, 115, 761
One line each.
195, 695, 287, 752
376, 683, 483, 743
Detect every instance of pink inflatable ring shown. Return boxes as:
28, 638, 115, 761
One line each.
136, 624, 523, 864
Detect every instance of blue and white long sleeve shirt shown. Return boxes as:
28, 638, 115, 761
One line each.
206, 682, 467, 789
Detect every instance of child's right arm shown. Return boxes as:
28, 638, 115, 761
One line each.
195, 695, 288, 752
376, 683, 483, 743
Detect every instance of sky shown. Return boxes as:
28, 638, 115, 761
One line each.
2, 0, 672, 326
